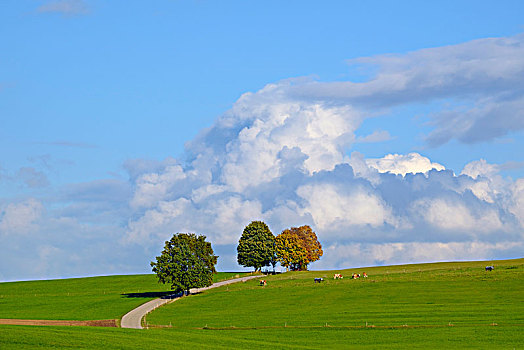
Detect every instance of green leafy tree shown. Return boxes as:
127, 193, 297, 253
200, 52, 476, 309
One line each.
151, 233, 218, 294
237, 221, 275, 272
276, 225, 322, 271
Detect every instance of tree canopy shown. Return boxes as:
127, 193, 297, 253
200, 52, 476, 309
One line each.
237, 221, 275, 272
275, 225, 322, 271
151, 233, 218, 293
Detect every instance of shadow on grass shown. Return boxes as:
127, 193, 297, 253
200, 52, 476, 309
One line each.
121, 291, 184, 299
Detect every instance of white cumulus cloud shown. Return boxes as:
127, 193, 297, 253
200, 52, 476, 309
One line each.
119, 34, 524, 270
2, 33, 524, 280
0, 199, 45, 235
412, 197, 503, 233
509, 179, 524, 228
366, 153, 445, 176
296, 183, 397, 231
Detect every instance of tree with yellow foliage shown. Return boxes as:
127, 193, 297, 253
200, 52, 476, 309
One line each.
275, 225, 322, 271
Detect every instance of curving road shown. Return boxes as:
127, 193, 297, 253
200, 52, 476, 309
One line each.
120, 275, 261, 329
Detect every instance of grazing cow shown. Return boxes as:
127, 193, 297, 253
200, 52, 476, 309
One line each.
259, 280, 267, 286
485, 266, 494, 271
334, 274, 343, 279
363, 272, 368, 278
314, 278, 324, 283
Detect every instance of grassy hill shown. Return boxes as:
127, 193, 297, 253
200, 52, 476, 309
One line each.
0, 259, 523, 349
0, 272, 243, 320
147, 258, 524, 328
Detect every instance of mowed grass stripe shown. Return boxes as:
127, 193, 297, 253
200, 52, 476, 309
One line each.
1, 324, 522, 349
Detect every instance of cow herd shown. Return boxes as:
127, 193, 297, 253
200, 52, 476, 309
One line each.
312, 265, 494, 284
261, 266, 494, 287
331, 272, 368, 279
313, 273, 369, 283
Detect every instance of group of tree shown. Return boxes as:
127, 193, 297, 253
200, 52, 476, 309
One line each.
237, 221, 322, 272
150, 221, 322, 293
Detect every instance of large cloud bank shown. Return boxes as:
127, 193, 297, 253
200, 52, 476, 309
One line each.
1, 34, 523, 280
124, 34, 524, 269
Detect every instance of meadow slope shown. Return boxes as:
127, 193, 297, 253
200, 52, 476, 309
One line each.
0, 259, 522, 349
0, 272, 244, 321
147, 259, 524, 328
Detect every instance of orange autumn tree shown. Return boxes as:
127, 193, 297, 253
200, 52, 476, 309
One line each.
275, 225, 322, 271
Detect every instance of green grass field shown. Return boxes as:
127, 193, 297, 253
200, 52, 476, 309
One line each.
1, 324, 522, 349
0, 272, 244, 320
0, 259, 522, 349
147, 259, 524, 329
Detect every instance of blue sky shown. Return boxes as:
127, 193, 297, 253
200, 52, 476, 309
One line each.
1, 1, 523, 281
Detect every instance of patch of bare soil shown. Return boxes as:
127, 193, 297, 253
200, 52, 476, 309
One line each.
0, 319, 117, 327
